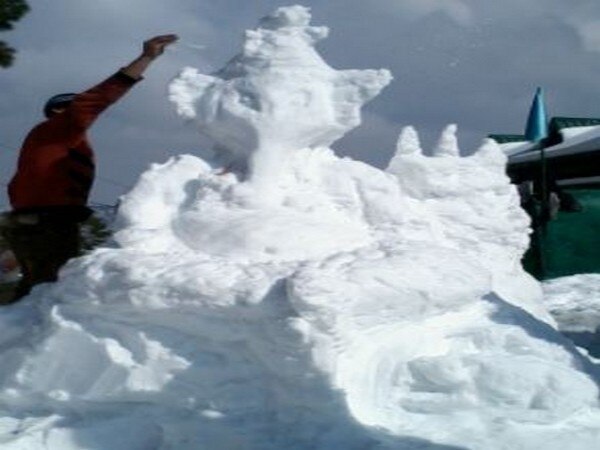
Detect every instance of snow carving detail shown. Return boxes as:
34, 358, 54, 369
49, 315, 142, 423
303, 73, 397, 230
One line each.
169, 5, 392, 179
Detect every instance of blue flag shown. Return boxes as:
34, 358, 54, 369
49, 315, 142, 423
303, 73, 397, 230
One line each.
525, 87, 548, 142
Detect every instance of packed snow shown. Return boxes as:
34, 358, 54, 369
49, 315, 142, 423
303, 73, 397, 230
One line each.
497, 141, 536, 156
0, 5, 598, 450
543, 274, 600, 359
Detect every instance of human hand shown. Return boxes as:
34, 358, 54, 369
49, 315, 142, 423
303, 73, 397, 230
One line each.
142, 34, 179, 59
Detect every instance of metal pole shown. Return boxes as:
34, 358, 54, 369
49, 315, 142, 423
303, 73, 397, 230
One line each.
538, 141, 548, 278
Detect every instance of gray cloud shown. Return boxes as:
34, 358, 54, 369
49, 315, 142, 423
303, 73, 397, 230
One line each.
371, 0, 474, 26
2, 0, 600, 208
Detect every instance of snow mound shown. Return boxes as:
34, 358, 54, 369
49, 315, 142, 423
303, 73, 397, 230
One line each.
0, 5, 599, 450
543, 274, 600, 360
543, 274, 600, 333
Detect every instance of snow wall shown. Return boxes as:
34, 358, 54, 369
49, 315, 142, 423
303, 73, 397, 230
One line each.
0, 5, 599, 450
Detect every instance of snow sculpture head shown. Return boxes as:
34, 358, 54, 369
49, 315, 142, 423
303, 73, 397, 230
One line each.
169, 5, 392, 179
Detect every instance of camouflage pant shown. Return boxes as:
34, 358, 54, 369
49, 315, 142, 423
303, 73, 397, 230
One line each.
1, 213, 81, 302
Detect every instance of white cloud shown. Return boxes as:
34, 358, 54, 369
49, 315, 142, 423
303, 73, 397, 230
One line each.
562, 3, 600, 55
574, 21, 600, 52
379, 0, 473, 26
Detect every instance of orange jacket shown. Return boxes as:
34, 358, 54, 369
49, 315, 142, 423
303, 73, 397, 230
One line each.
8, 71, 139, 213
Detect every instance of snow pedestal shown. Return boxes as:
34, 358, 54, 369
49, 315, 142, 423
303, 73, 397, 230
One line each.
0, 5, 599, 450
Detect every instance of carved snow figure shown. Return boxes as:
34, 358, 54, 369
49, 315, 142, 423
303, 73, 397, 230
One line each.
169, 5, 392, 183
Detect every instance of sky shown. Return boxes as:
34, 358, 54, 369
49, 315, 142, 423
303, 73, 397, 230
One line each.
2, 0, 600, 208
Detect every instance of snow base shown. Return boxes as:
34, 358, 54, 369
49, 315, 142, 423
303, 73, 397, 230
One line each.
0, 144, 598, 449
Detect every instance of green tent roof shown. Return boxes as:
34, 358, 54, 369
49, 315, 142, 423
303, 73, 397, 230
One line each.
488, 134, 527, 143
489, 116, 600, 146
549, 116, 600, 130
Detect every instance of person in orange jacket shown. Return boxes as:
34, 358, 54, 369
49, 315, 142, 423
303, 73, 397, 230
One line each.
2, 34, 178, 303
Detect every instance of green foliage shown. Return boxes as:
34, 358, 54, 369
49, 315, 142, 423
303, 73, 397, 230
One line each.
0, 40, 14, 67
0, 0, 29, 30
0, 0, 30, 68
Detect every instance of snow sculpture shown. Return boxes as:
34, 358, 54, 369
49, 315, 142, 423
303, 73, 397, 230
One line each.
169, 5, 392, 183
0, 5, 598, 450
388, 125, 543, 316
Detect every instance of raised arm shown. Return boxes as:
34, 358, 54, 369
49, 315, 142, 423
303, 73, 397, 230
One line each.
64, 34, 179, 131
121, 34, 179, 80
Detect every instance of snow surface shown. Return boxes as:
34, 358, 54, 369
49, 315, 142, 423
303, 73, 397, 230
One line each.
543, 274, 600, 361
0, 5, 599, 450
508, 124, 600, 163
544, 274, 600, 333
497, 141, 536, 156
559, 125, 600, 141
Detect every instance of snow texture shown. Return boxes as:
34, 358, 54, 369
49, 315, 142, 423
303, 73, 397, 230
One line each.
543, 274, 600, 360
0, 5, 599, 450
169, 4, 391, 194
544, 274, 600, 333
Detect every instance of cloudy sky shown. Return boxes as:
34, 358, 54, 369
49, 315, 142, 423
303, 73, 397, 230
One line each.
2, 0, 600, 209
